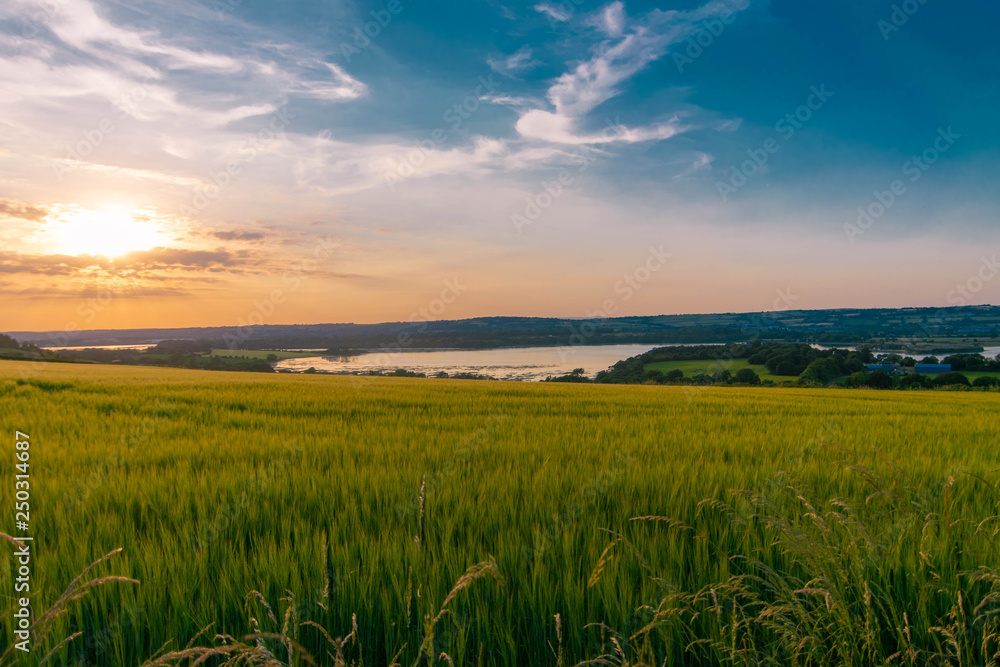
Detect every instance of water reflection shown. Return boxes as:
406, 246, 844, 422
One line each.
274, 344, 667, 381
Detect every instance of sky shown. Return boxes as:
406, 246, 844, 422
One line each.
0, 0, 998, 332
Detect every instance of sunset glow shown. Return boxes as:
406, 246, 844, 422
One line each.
51, 209, 167, 258
0, 0, 995, 332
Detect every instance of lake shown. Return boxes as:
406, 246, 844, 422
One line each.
273, 343, 667, 381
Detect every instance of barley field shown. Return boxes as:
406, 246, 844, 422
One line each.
2, 360, 1000, 666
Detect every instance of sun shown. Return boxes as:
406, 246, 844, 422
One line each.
53, 209, 167, 258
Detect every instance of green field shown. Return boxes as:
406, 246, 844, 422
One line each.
647, 357, 1000, 385
3, 361, 1000, 665
644, 358, 782, 381
962, 371, 1000, 380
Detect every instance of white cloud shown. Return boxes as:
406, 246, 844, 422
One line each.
507, 1, 749, 146
487, 46, 537, 77
0, 0, 370, 209
589, 1, 626, 37
0, 0, 749, 224
533, 3, 572, 22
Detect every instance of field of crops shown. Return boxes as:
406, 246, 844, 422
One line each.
2, 360, 1000, 666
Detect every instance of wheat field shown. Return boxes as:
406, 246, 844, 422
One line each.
1, 360, 999, 665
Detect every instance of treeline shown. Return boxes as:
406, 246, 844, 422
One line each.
55, 340, 275, 373
0, 334, 78, 363
585, 342, 863, 385
544, 342, 1000, 390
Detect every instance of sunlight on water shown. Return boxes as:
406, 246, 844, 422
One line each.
274, 344, 666, 381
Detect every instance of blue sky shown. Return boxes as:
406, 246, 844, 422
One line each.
0, 0, 998, 329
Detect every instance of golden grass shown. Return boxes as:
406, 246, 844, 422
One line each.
2, 360, 999, 665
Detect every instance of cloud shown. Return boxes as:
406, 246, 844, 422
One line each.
0, 285, 194, 298
0, 246, 246, 275
0, 0, 367, 195
0, 251, 108, 275
587, 1, 626, 37
509, 1, 749, 146
534, 3, 573, 22
124, 246, 239, 269
0, 0, 749, 227
515, 109, 685, 145
210, 230, 267, 241
0, 198, 49, 222
52, 161, 208, 187
671, 152, 714, 179
487, 46, 537, 77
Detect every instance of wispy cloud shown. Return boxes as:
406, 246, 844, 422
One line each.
0, 0, 367, 200
0, 247, 243, 275
534, 3, 573, 23
511, 1, 749, 146
587, 1, 626, 37
210, 230, 267, 241
487, 46, 537, 77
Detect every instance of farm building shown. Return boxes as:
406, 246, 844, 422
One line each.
914, 364, 952, 374
864, 363, 897, 373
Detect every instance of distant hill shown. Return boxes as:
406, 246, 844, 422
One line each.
7, 305, 1000, 350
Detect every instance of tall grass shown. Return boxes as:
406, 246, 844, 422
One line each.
587, 463, 1000, 665
2, 361, 999, 665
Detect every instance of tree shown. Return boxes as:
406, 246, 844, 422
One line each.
774, 360, 801, 376
714, 370, 734, 384
843, 371, 869, 388
920, 356, 940, 365
856, 347, 877, 364
866, 371, 895, 389
643, 369, 666, 384
665, 369, 684, 381
545, 368, 592, 383
734, 369, 761, 385
973, 376, 999, 388
900, 374, 932, 389
266, 353, 278, 363
933, 372, 970, 387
